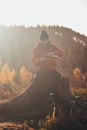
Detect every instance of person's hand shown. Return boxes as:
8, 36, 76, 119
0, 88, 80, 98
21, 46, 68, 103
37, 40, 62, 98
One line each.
40, 56, 47, 61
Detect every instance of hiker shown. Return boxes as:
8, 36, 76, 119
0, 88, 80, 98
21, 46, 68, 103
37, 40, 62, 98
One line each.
32, 30, 63, 71
30, 30, 65, 114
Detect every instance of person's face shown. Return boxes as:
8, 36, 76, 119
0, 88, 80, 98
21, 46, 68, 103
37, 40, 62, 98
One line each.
41, 39, 49, 45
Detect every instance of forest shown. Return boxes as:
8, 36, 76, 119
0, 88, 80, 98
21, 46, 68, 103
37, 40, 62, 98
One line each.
0, 25, 87, 101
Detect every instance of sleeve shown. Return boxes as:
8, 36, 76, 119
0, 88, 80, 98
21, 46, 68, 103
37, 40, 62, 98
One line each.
32, 48, 40, 65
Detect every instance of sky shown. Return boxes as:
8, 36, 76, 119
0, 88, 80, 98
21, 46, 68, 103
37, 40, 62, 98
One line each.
0, 0, 87, 36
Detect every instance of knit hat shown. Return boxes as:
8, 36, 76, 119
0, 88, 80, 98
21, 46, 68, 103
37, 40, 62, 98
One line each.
40, 31, 49, 41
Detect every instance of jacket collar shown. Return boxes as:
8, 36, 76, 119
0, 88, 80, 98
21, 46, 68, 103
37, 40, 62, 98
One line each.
38, 41, 51, 48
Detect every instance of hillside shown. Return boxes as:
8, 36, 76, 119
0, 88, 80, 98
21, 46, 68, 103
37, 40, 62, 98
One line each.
0, 25, 87, 85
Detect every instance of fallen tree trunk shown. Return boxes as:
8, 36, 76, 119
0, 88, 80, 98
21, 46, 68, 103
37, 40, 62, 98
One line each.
0, 70, 86, 122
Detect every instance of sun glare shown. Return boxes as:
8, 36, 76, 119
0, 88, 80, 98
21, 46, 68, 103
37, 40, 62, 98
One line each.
0, 0, 87, 35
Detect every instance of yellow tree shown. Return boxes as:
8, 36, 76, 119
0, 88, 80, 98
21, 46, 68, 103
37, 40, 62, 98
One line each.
20, 66, 32, 86
0, 64, 15, 84
74, 67, 82, 80
73, 67, 85, 88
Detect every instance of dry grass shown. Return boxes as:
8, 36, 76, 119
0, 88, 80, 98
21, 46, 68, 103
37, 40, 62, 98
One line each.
70, 87, 87, 99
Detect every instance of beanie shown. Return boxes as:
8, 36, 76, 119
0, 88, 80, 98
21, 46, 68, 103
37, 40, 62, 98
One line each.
40, 31, 49, 41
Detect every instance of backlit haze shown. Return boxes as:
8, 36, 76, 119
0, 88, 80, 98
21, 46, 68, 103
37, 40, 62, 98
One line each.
0, 0, 87, 36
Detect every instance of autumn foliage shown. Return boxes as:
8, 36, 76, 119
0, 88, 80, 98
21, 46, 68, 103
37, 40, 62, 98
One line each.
69, 67, 87, 99
20, 66, 32, 86
0, 64, 15, 83
0, 60, 32, 101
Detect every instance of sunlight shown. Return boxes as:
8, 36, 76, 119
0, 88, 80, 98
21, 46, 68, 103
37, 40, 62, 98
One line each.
0, 0, 87, 35
0, 0, 35, 26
